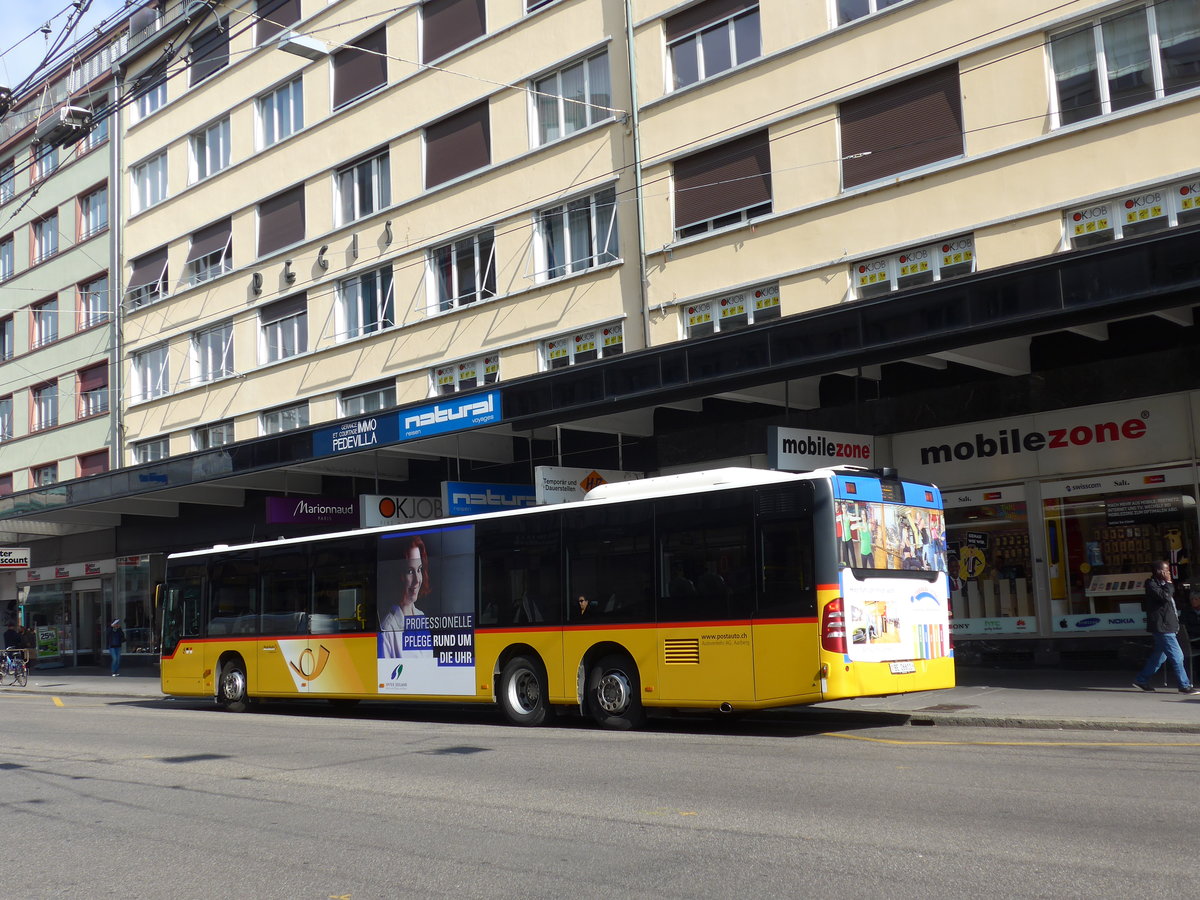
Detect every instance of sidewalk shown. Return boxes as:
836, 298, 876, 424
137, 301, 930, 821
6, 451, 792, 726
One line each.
4, 664, 1199, 733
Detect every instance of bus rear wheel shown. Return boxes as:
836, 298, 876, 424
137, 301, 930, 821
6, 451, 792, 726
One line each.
586, 653, 646, 730
499, 656, 550, 726
217, 659, 249, 713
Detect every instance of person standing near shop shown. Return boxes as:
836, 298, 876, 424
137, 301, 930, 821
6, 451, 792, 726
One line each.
106, 619, 125, 676
1133, 561, 1198, 693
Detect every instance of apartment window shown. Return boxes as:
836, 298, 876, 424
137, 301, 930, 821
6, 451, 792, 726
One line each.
79, 450, 109, 477
422, 0, 486, 63
543, 323, 624, 370
258, 78, 304, 147
131, 151, 168, 213
32, 381, 58, 431
433, 356, 498, 395
79, 185, 108, 239
526, 0, 557, 10
425, 102, 490, 189
194, 321, 235, 383
260, 293, 308, 362
674, 130, 771, 238
33, 214, 58, 263
256, 0, 301, 45
332, 27, 387, 109
132, 344, 169, 402
1065, 175, 1200, 248
33, 143, 58, 181
0, 235, 12, 280
336, 150, 390, 225
134, 437, 169, 464
0, 318, 12, 360
0, 474, 10, 495
83, 99, 110, 150
429, 228, 496, 312
836, 0, 908, 25
338, 266, 394, 339
1051, 1, 1200, 127
133, 70, 168, 121
185, 219, 233, 286
126, 247, 168, 309
852, 237, 974, 299
32, 297, 59, 348
667, 0, 761, 91
537, 187, 619, 279
195, 420, 235, 450
78, 364, 109, 418
262, 401, 308, 435
684, 282, 781, 337
840, 64, 963, 189
191, 18, 230, 85
79, 275, 109, 328
341, 380, 396, 416
0, 396, 11, 441
32, 464, 58, 487
257, 185, 305, 258
0, 159, 13, 202
190, 117, 231, 182
534, 50, 611, 145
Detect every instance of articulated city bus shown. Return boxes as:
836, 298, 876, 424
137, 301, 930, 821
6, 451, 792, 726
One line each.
159, 467, 953, 728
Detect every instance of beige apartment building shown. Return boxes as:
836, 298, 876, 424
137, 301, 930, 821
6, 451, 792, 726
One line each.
3, 0, 1200, 665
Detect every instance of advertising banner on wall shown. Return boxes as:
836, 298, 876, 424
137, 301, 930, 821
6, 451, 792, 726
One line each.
893, 395, 1187, 485
361, 495, 445, 528
0, 548, 31, 568
265, 496, 357, 526
534, 466, 642, 504
442, 482, 536, 517
768, 426, 875, 471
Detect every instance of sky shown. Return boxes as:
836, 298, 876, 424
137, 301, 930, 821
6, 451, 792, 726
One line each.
1, 0, 130, 92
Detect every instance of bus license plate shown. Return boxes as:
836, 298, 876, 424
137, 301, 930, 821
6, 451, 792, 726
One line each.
889, 661, 916, 674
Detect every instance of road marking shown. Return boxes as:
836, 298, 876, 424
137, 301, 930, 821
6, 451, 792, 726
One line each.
824, 732, 1200, 747
52, 697, 64, 707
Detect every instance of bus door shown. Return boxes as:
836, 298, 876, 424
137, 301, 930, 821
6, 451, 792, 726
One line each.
160, 567, 205, 694
752, 514, 819, 702
258, 548, 311, 695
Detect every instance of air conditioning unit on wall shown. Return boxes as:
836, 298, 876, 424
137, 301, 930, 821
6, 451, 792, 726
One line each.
35, 105, 93, 148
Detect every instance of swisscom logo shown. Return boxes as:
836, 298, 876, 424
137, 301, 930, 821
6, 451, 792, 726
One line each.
920, 411, 1149, 466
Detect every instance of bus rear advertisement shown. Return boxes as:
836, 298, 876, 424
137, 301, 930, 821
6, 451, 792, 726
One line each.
160, 467, 953, 728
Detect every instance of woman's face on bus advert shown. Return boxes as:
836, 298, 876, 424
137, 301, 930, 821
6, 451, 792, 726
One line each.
402, 545, 424, 607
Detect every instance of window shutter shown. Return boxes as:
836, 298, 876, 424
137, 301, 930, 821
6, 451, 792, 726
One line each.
332, 27, 387, 108
79, 451, 109, 477
425, 102, 490, 189
186, 218, 232, 264
78, 365, 107, 393
260, 292, 307, 324
422, 0, 486, 63
126, 246, 168, 293
256, 0, 301, 45
673, 130, 771, 228
258, 185, 306, 256
665, 0, 757, 41
190, 19, 230, 84
840, 65, 963, 189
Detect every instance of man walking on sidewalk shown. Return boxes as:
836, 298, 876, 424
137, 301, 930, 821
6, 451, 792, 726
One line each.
1133, 560, 1198, 694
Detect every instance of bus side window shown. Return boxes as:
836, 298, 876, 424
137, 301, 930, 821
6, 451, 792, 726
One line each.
565, 505, 652, 623
656, 493, 754, 622
312, 538, 375, 633
208, 554, 258, 635
476, 516, 563, 627
758, 518, 816, 619
259, 546, 310, 635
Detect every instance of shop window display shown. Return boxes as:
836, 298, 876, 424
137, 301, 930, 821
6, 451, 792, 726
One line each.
945, 500, 1034, 626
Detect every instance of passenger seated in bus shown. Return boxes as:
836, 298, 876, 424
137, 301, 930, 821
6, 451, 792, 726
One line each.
668, 562, 696, 599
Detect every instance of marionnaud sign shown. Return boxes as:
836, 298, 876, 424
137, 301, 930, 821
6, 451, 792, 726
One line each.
442, 482, 536, 517
360, 495, 444, 528
312, 391, 503, 458
0, 548, 31, 569
767, 426, 875, 471
534, 466, 642, 505
265, 496, 357, 526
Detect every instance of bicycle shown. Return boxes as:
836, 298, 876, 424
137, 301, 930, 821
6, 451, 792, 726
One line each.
1, 648, 27, 687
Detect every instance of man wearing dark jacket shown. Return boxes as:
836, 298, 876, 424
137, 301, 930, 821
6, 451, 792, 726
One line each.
1133, 561, 1198, 693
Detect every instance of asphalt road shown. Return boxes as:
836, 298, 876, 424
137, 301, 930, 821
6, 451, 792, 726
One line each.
4, 694, 1198, 899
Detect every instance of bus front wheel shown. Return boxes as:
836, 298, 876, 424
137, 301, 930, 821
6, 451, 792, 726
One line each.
499, 655, 550, 726
217, 659, 249, 713
586, 654, 646, 730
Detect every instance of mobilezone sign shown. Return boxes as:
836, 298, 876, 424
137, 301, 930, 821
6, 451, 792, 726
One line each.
892, 396, 1186, 483
313, 391, 502, 457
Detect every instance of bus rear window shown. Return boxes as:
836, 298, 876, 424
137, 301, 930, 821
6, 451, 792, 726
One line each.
836, 499, 946, 572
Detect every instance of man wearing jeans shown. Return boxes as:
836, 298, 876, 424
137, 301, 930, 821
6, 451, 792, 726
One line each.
1133, 561, 1198, 694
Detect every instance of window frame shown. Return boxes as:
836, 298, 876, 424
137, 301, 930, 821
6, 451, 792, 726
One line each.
32, 213, 59, 264
337, 265, 395, 340
126, 248, 169, 309
851, 237, 975, 300
32, 463, 59, 487
132, 343, 170, 402
133, 437, 169, 464
335, 149, 391, 226
32, 142, 59, 182
185, 220, 234, 287
195, 420, 235, 450
31, 297, 59, 349
190, 17, 231, 85
257, 77, 304, 148
340, 380, 397, 416
1064, 175, 1200, 248
79, 184, 109, 239
331, 26, 387, 109
427, 227, 497, 312
532, 49, 613, 146
0, 317, 12, 361
432, 354, 499, 395
131, 151, 168, 213
79, 274, 110, 328
535, 186, 619, 281
0, 159, 15, 202
261, 401, 309, 435
834, 0, 910, 27
193, 320, 235, 384
133, 71, 167, 122
666, 0, 761, 92
31, 381, 58, 432
0, 234, 13, 281
542, 322, 624, 370
683, 281, 781, 338
0, 395, 12, 441
78, 364, 110, 418
673, 130, 772, 238
260, 293, 308, 363
189, 116, 231, 183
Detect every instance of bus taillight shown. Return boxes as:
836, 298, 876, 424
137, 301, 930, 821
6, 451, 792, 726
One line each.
821, 597, 847, 654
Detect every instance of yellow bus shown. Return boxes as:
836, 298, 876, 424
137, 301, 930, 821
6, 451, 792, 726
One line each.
159, 467, 954, 728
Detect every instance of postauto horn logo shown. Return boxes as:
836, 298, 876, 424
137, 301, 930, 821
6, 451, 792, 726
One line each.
920, 412, 1149, 465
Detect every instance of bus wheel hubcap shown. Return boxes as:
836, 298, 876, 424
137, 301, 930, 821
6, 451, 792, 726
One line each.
511, 669, 539, 712
597, 671, 632, 714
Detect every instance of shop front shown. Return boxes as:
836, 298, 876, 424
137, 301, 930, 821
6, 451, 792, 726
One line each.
16, 555, 163, 667
892, 392, 1200, 663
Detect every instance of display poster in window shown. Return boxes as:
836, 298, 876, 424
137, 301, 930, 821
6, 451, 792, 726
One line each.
1105, 493, 1187, 526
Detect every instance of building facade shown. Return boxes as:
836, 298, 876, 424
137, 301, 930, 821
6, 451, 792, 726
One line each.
2, 0, 1200, 668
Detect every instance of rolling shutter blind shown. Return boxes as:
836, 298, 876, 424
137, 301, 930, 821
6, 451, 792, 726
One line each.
190, 19, 230, 84
332, 27, 387, 108
260, 292, 307, 324
258, 185, 306, 256
665, 0, 757, 41
673, 130, 771, 228
425, 102, 490, 189
422, 0, 486, 64
186, 219, 232, 264
256, 0, 301, 44
126, 247, 168, 292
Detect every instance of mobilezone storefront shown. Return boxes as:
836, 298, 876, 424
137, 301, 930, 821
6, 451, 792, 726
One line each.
891, 392, 1200, 655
